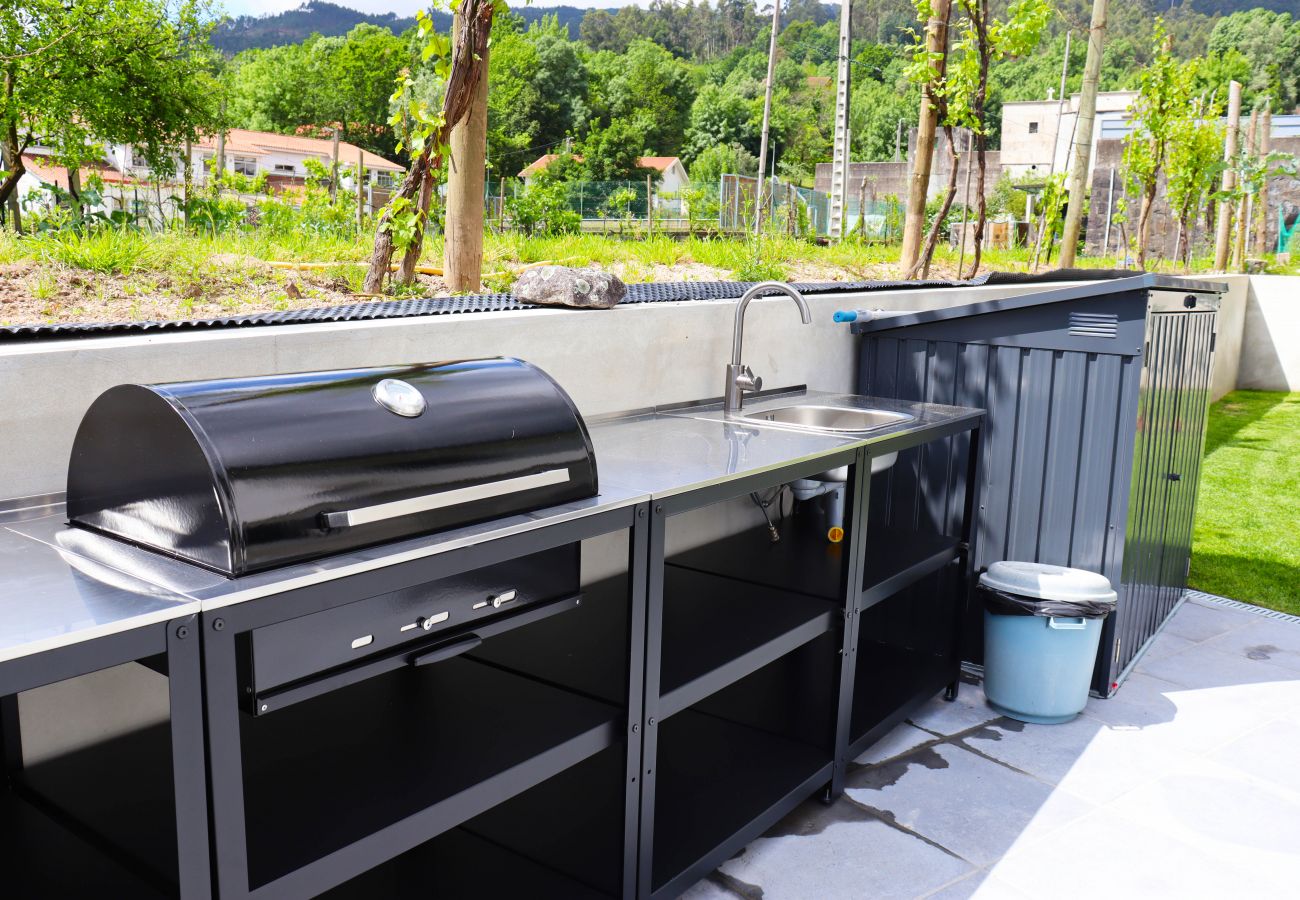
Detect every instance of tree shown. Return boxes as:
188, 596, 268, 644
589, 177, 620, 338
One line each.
579, 118, 651, 181
688, 142, 759, 183
227, 24, 409, 157
1206, 9, 1300, 112
364, 2, 492, 293
0, 0, 222, 220
1116, 22, 1194, 269
683, 84, 755, 163
587, 40, 694, 155
1164, 93, 1224, 272
940, 0, 1052, 278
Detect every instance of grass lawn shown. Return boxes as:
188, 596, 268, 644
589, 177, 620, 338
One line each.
1189, 390, 1300, 615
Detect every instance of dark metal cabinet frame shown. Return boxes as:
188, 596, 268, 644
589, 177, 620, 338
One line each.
201, 504, 648, 900
0, 616, 212, 899
637, 418, 982, 899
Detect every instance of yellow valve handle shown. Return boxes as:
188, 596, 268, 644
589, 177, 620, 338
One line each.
827, 526, 844, 543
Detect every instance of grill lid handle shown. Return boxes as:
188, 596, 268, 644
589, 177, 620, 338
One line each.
320, 468, 571, 529
409, 634, 483, 667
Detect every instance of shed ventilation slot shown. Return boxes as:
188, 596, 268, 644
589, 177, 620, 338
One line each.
1068, 312, 1119, 338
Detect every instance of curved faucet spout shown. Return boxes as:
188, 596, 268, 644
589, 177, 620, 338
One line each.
725, 282, 811, 412
730, 282, 811, 366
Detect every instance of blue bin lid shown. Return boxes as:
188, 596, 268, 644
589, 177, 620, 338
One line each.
979, 561, 1117, 605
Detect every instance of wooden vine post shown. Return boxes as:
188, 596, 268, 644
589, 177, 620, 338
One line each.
364, 0, 495, 295
444, 10, 490, 292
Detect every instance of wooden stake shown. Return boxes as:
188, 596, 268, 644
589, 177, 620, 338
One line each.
443, 9, 490, 292
183, 137, 192, 226
357, 146, 365, 233
1059, 0, 1108, 268
1233, 108, 1257, 272
331, 127, 341, 202
1255, 103, 1271, 256
900, 0, 952, 276
1213, 81, 1241, 271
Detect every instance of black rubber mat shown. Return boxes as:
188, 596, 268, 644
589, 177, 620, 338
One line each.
0, 269, 1134, 342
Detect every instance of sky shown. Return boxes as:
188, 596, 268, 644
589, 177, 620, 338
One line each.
219, 1, 648, 15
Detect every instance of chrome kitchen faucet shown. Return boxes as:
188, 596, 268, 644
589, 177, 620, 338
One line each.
724, 282, 811, 413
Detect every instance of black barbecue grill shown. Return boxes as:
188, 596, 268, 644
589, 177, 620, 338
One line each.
66, 357, 598, 577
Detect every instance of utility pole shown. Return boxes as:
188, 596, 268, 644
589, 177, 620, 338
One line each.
1058, 0, 1106, 268
828, 0, 853, 239
1033, 30, 1071, 270
755, 0, 782, 235
894, 118, 903, 162
1213, 80, 1242, 271
899, 0, 952, 276
356, 147, 365, 233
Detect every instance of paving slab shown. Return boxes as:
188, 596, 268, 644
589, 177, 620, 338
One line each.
1136, 629, 1198, 662
958, 715, 1202, 806
1200, 617, 1300, 673
1161, 599, 1259, 643
1209, 717, 1300, 795
905, 687, 1001, 737
853, 722, 935, 766
712, 795, 973, 900
845, 743, 1096, 867
922, 871, 1036, 900
1104, 758, 1300, 894
991, 806, 1282, 900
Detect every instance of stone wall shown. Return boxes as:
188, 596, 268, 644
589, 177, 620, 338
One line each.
1086, 135, 1300, 259
815, 149, 1004, 206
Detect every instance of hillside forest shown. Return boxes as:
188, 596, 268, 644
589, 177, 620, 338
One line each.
220, 1, 1300, 186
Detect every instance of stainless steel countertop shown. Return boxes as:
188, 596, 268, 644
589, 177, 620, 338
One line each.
0, 523, 199, 664
0, 389, 980, 662
590, 390, 982, 498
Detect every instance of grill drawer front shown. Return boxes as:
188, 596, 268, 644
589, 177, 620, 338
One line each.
246, 544, 579, 701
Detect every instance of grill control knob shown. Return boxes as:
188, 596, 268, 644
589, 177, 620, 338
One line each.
418, 611, 449, 630
490, 590, 518, 609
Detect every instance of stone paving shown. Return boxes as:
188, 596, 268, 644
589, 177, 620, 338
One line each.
683, 594, 1300, 899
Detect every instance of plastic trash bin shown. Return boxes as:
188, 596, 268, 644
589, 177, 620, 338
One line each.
979, 562, 1118, 724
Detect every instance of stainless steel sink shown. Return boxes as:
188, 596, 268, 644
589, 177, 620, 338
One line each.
738, 404, 914, 433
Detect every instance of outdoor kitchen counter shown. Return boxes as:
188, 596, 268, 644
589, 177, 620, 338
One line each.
0, 521, 199, 664
0, 390, 978, 662
588, 389, 984, 499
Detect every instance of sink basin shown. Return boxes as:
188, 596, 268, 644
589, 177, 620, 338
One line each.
739, 404, 914, 434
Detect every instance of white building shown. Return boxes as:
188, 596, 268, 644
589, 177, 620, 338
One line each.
999, 91, 1138, 180
518, 154, 690, 196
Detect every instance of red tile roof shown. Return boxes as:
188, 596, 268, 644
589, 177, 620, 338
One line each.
518, 153, 681, 178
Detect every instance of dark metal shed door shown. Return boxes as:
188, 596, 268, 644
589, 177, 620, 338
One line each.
1112, 311, 1216, 683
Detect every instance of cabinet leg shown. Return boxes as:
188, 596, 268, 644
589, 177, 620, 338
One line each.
943, 680, 959, 702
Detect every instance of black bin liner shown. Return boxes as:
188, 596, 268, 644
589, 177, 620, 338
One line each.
979, 585, 1116, 619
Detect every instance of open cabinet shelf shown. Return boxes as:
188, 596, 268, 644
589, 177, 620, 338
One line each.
241, 656, 621, 890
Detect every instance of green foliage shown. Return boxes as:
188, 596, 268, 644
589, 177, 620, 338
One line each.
587, 40, 695, 155
689, 144, 760, 183
731, 245, 789, 281
579, 120, 651, 181
26, 228, 151, 274
0, 0, 222, 206
1205, 9, 1300, 111
227, 23, 411, 158
1165, 94, 1226, 265
507, 175, 580, 236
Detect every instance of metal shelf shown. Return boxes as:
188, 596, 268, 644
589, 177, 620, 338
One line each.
668, 517, 848, 602
659, 565, 837, 718
0, 789, 172, 898
319, 826, 614, 899
649, 709, 831, 899
240, 657, 620, 893
860, 530, 961, 608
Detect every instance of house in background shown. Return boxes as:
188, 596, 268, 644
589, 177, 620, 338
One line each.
518, 154, 690, 196
105, 128, 404, 190
999, 90, 1138, 179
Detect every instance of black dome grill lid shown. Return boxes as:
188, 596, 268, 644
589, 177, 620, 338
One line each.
66, 358, 597, 576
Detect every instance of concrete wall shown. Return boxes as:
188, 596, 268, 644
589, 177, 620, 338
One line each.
0, 274, 1288, 500
814, 148, 1002, 205
1237, 275, 1300, 391
0, 282, 1071, 499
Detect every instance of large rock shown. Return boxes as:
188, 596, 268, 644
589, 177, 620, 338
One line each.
513, 266, 626, 310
